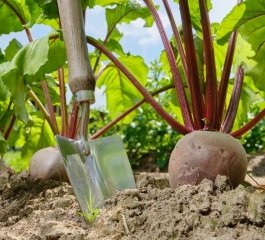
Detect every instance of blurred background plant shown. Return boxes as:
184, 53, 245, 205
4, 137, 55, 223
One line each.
4, 59, 264, 172
240, 105, 265, 154
1, 0, 265, 173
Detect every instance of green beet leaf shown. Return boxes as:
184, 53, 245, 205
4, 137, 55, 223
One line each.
213, 41, 228, 81
0, 49, 4, 64
32, 0, 105, 20
5, 37, 49, 79
0, 0, 31, 35
33, 0, 59, 19
104, 39, 126, 58
105, 0, 154, 38
3, 31, 66, 84
4, 39, 23, 62
216, 0, 265, 91
0, 107, 14, 132
24, 0, 43, 27
20, 111, 60, 166
91, 0, 128, 8
193, 36, 204, 83
5, 114, 26, 149
0, 131, 7, 155
0, 63, 29, 125
0, 61, 18, 94
0, 77, 10, 101
108, 27, 124, 42
97, 55, 148, 124
30, 75, 60, 106
159, 50, 172, 81
13, 76, 29, 124
0, 31, 66, 124
173, 0, 212, 36
233, 79, 256, 131
238, 21, 265, 92
0, 62, 10, 101
216, 0, 265, 45
33, 32, 66, 82
93, 38, 126, 62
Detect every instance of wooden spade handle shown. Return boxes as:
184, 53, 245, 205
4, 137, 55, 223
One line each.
57, 0, 95, 94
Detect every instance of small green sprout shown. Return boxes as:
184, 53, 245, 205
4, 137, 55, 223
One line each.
77, 190, 99, 226
201, 118, 211, 125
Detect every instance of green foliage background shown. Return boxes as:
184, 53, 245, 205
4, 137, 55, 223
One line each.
0, 0, 265, 172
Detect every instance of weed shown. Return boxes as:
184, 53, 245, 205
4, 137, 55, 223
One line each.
77, 191, 99, 226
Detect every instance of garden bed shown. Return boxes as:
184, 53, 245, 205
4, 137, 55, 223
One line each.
0, 153, 265, 239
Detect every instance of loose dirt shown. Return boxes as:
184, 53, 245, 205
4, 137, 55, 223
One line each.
0, 154, 265, 239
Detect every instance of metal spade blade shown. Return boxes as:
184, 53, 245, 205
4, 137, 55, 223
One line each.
55, 135, 136, 213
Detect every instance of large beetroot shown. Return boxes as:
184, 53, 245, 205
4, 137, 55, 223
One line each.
168, 131, 247, 188
139, 0, 265, 189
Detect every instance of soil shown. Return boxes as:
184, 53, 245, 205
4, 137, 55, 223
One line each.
0, 153, 265, 239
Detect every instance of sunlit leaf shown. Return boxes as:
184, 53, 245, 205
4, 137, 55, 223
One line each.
0, 77, 10, 101
159, 42, 186, 86
97, 55, 148, 123
0, 0, 31, 35
25, 0, 43, 27
20, 111, 60, 165
0, 62, 29, 124
174, 0, 212, 35
216, 0, 265, 91
233, 79, 256, 131
0, 131, 7, 155
239, 82, 256, 121
13, 76, 29, 124
216, 0, 265, 45
2, 31, 66, 84
34, 32, 66, 81
194, 36, 204, 83
0, 100, 13, 128
105, 39, 126, 57
109, 27, 124, 42
5, 117, 25, 148
30, 75, 60, 106
232, 34, 265, 93
4, 38, 23, 62
91, 0, 128, 8
37, 18, 59, 29
0, 62, 10, 101
213, 41, 228, 81
0, 49, 4, 64
33, 0, 58, 19
105, 0, 154, 38
239, 30, 265, 92
170, 90, 184, 125
93, 38, 127, 63
159, 50, 171, 80
6, 37, 49, 78
0, 61, 18, 94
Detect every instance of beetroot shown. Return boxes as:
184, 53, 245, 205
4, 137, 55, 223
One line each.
168, 131, 247, 189
29, 147, 69, 182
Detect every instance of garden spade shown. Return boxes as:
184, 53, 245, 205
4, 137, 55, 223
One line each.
56, 0, 136, 215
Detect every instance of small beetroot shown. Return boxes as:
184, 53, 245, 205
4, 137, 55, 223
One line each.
29, 147, 69, 182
